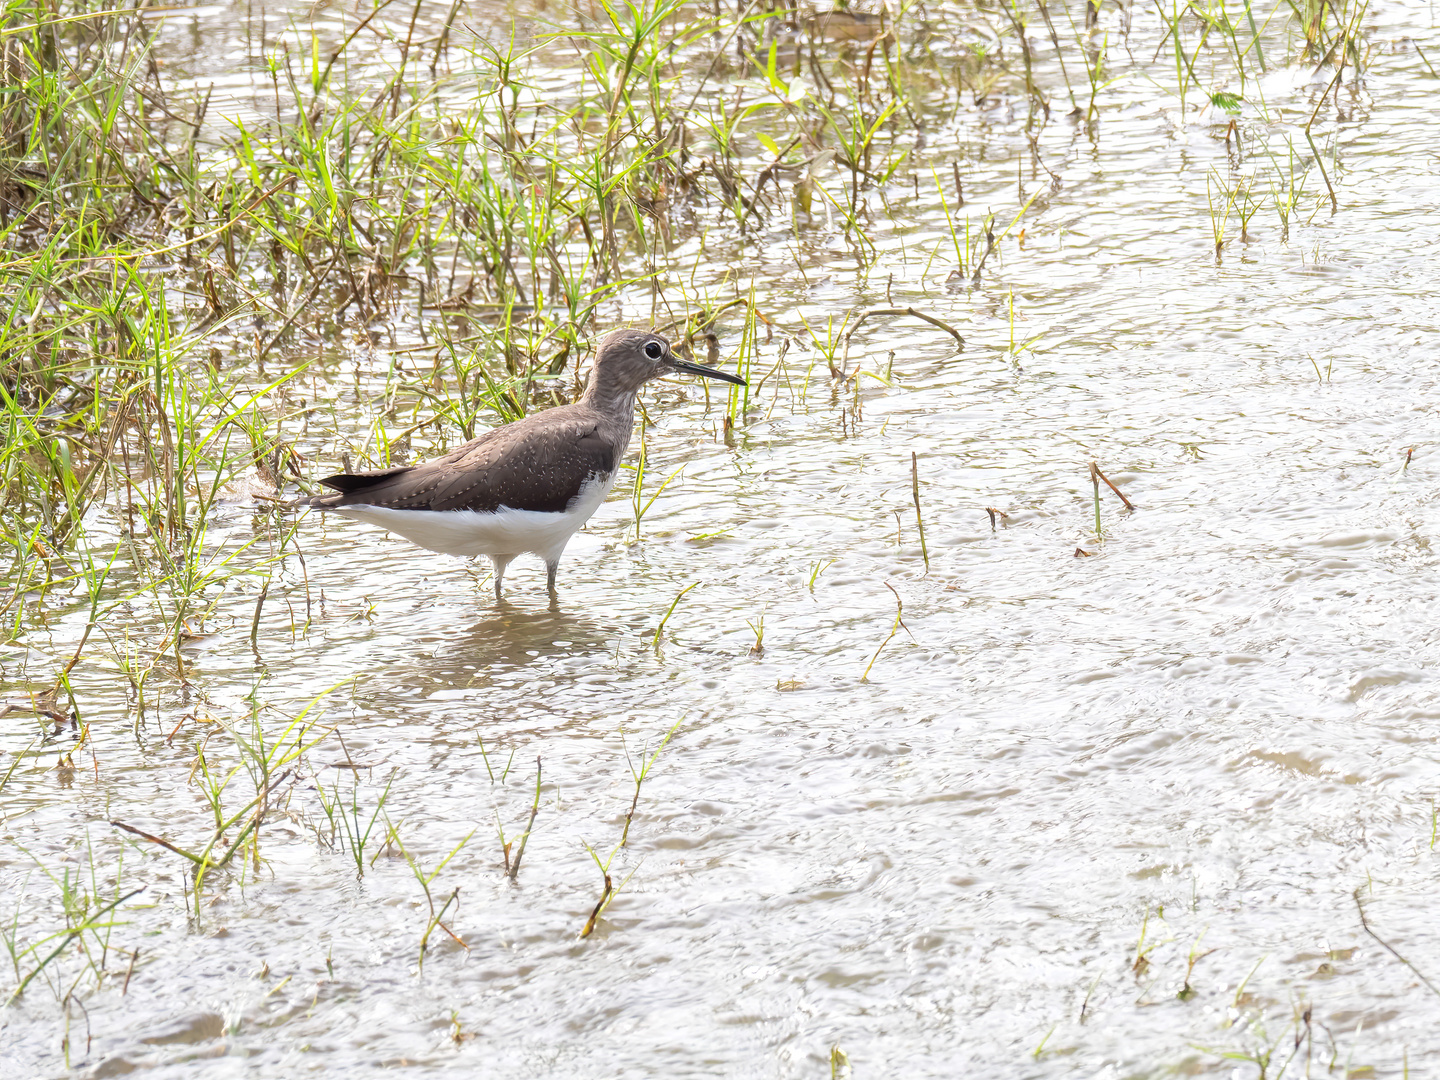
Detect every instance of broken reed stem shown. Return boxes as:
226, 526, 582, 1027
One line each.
1090, 461, 1134, 536
911, 452, 929, 573
620, 781, 643, 848
122, 948, 140, 995
970, 214, 999, 283
1303, 69, 1342, 215
249, 578, 269, 653
52, 618, 96, 692
495, 812, 511, 873
1090, 463, 1103, 536
507, 756, 541, 881
418, 887, 464, 968
861, 582, 910, 683
1093, 464, 1134, 510
1416, 43, 1440, 78
1354, 886, 1440, 1000
579, 872, 613, 939
1302, 0, 1369, 216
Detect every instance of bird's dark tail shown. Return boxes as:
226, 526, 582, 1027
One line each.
300, 467, 415, 508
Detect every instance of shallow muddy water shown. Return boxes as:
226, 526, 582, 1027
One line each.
5, 0, 1440, 1076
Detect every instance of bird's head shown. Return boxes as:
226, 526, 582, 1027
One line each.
585, 328, 746, 402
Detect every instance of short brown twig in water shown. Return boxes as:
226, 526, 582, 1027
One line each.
841, 307, 964, 374
1090, 463, 1135, 510
110, 821, 200, 863
655, 297, 773, 343
122, 948, 140, 995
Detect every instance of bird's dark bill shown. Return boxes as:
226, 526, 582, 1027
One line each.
665, 357, 747, 386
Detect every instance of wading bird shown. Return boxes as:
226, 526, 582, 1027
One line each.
301, 328, 745, 599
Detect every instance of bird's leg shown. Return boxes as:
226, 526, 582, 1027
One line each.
545, 558, 560, 597
489, 554, 515, 601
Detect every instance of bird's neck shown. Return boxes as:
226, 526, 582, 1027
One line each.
579, 383, 640, 462
581, 379, 640, 417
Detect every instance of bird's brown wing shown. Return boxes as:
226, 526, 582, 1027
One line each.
305, 407, 619, 514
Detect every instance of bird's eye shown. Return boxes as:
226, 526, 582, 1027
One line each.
644, 341, 664, 360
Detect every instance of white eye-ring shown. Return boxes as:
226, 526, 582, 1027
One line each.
644, 341, 664, 360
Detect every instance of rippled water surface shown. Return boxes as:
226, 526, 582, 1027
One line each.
6, 0, 1440, 1076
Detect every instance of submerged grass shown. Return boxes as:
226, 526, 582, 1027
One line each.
579, 718, 681, 938
0, 0, 1396, 1064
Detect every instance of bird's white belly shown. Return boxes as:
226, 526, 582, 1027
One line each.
330, 474, 615, 560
